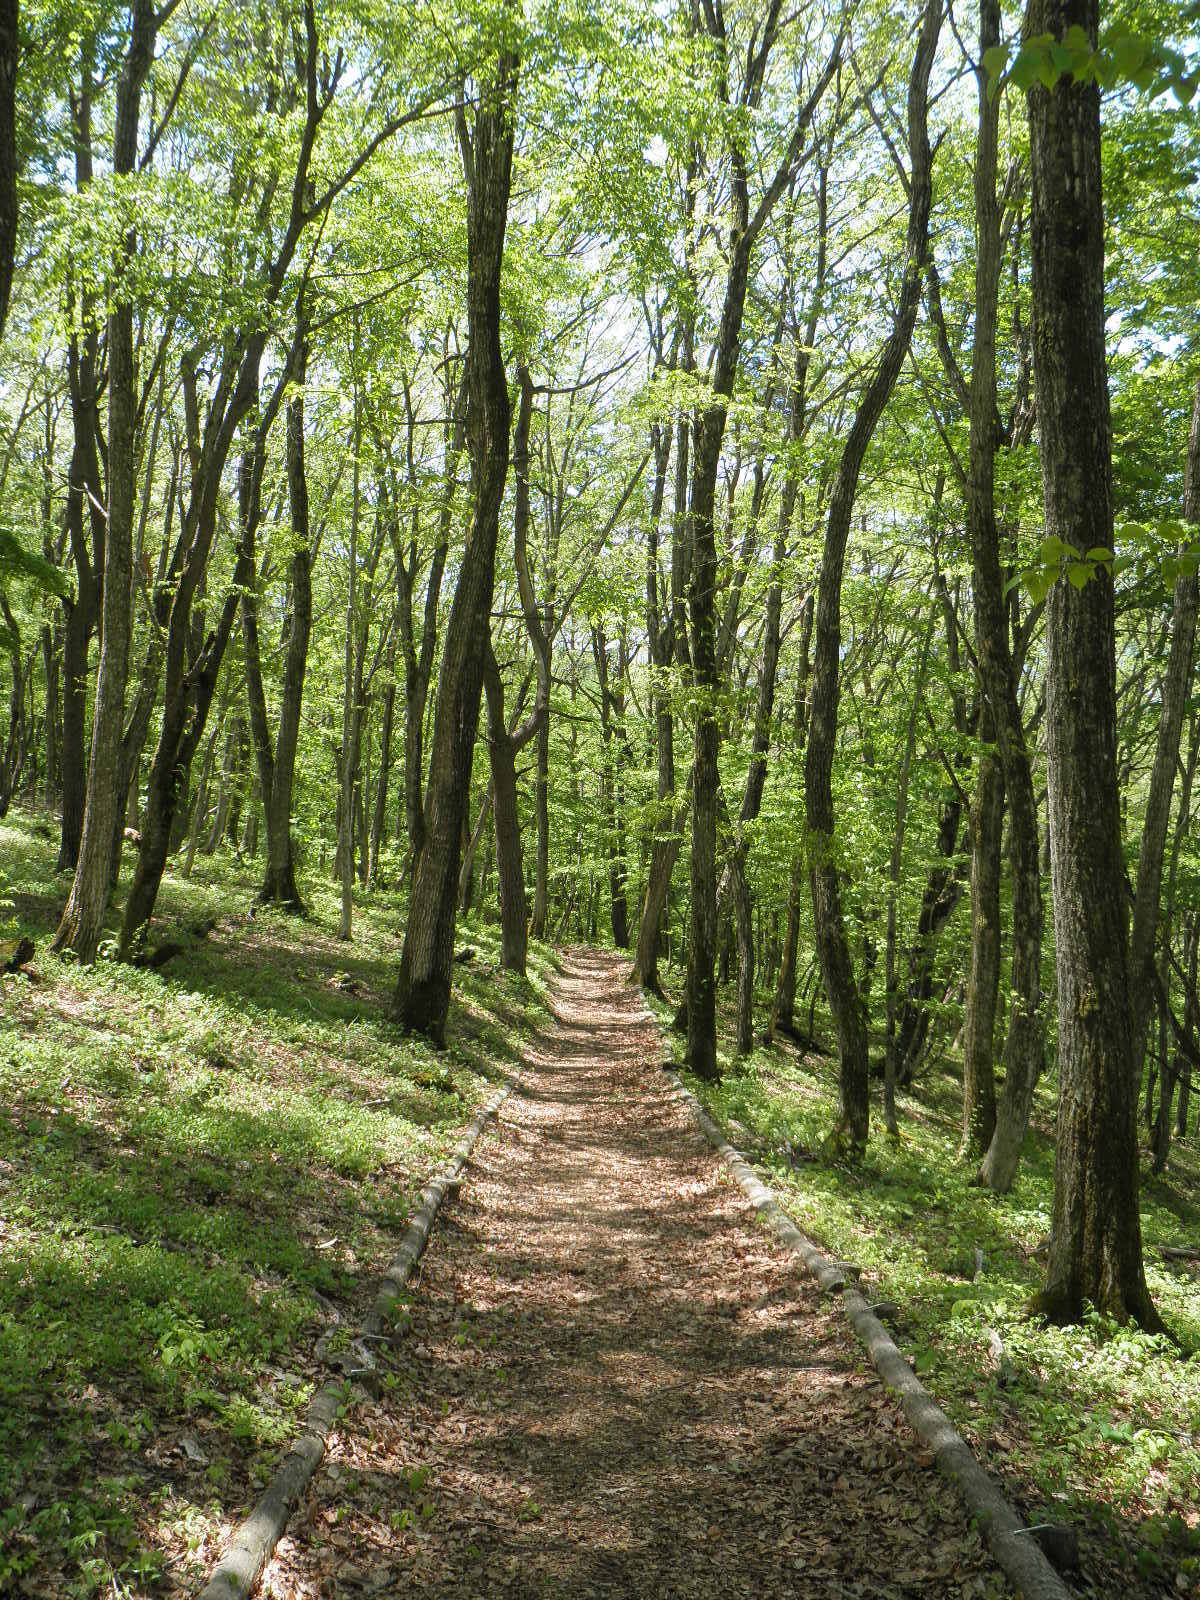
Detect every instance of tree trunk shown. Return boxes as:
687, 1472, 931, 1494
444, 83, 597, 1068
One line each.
1027, 0, 1158, 1330
884, 618, 932, 1135
182, 719, 221, 878
592, 625, 630, 950
960, 0, 1046, 1193
459, 787, 491, 916
482, 644, 528, 974
243, 349, 313, 912
961, 739, 1003, 1159
530, 703, 549, 938
771, 595, 814, 1039
1128, 376, 1200, 1068
0, 0, 17, 345
368, 627, 397, 886
394, 53, 519, 1041
203, 713, 239, 854
53, 3, 157, 960
804, 0, 940, 1152
630, 402, 685, 991
339, 343, 363, 941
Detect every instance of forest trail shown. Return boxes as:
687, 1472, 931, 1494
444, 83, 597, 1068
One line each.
268, 948, 1007, 1599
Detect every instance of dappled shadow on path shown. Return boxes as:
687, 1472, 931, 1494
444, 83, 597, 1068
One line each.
270, 947, 1010, 1599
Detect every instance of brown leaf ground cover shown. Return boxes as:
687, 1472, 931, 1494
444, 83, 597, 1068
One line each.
265, 948, 1011, 1599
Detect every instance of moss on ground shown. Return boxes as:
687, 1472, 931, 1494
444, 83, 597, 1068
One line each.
0, 808, 553, 1598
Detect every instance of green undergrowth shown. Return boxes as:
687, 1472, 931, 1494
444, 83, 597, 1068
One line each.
662, 995, 1200, 1594
0, 808, 552, 1598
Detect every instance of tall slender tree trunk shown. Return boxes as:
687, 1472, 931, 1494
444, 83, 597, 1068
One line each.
394, 53, 519, 1041
53, 2, 157, 960
369, 625, 398, 886
682, 17, 839, 1079
339, 337, 362, 941
0, 0, 17, 346
961, 738, 1003, 1158
482, 644, 529, 973
771, 594, 814, 1040
1027, 0, 1158, 1330
182, 719, 221, 879
631, 403, 687, 991
956, 0, 1046, 1193
804, 0, 940, 1151
243, 345, 313, 911
884, 618, 931, 1134
1129, 376, 1200, 1067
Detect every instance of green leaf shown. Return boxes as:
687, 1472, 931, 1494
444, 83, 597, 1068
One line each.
0, 529, 72, 603
1066, 562, 1093, 590
1111, 31, 1147, 77
1064, 24, 1091, 54
1010, 46, 1041, 92
1039, 534, 1076, 563
981, 44, 1010, 80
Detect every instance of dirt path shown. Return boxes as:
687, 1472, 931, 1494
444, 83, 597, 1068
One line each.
266, 949, 1008, 1599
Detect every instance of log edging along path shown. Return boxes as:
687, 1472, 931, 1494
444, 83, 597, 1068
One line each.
196, 1084, 511, 1600
668, 1069, 1072, 1600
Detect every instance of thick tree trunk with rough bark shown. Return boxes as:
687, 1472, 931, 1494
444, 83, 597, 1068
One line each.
394, 56, 518, 1041
1027, 0, 1158, 1330
804, 0, 940, 1152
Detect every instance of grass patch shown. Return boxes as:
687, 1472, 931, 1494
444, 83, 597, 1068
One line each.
661, 989, 1200, 1595
0, 808, 551, 1597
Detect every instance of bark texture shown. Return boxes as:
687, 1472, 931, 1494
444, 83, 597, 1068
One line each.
52, 3, 157, 960
394, 57, 518, 1040
1027, 0, 1158, 1329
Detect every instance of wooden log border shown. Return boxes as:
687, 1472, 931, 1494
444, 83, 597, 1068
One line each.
670, 1071, 1072, 1600
197, 1085, 511, 1600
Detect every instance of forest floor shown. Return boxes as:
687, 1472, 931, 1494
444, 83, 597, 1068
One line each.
4, 800, 1197, 1600
264, 947, 1007, 1600
667, 988, 1200, 1598
0, 808, 553, 1598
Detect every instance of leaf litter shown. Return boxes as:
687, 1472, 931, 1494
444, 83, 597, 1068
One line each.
267, 948, 1011, 1600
